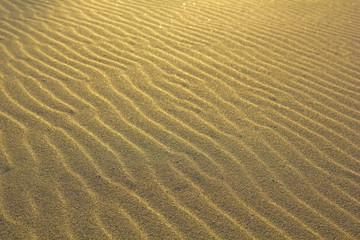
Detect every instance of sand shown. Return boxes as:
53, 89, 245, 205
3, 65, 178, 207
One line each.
0, 0, 359, 239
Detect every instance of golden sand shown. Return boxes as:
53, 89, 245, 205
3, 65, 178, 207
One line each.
0, 0, 359, 239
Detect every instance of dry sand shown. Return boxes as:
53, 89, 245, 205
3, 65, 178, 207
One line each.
0, 0, 360, 239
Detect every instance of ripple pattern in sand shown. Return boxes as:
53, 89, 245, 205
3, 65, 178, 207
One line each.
0, 0, 360, 239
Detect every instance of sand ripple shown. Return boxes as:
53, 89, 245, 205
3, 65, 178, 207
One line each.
0, 0, 359, 239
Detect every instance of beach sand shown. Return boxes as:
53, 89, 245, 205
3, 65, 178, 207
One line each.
0, 0, 359, 239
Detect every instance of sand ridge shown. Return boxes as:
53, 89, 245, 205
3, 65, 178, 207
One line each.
0, 0, 360, 239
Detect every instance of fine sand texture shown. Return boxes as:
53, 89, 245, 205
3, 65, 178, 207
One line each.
0, 0, 360, 239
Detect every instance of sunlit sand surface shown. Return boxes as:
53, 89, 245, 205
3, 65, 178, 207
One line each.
0, 0, 360, 239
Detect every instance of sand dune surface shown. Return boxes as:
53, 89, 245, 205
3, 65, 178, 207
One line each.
0, 0, 360, 239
